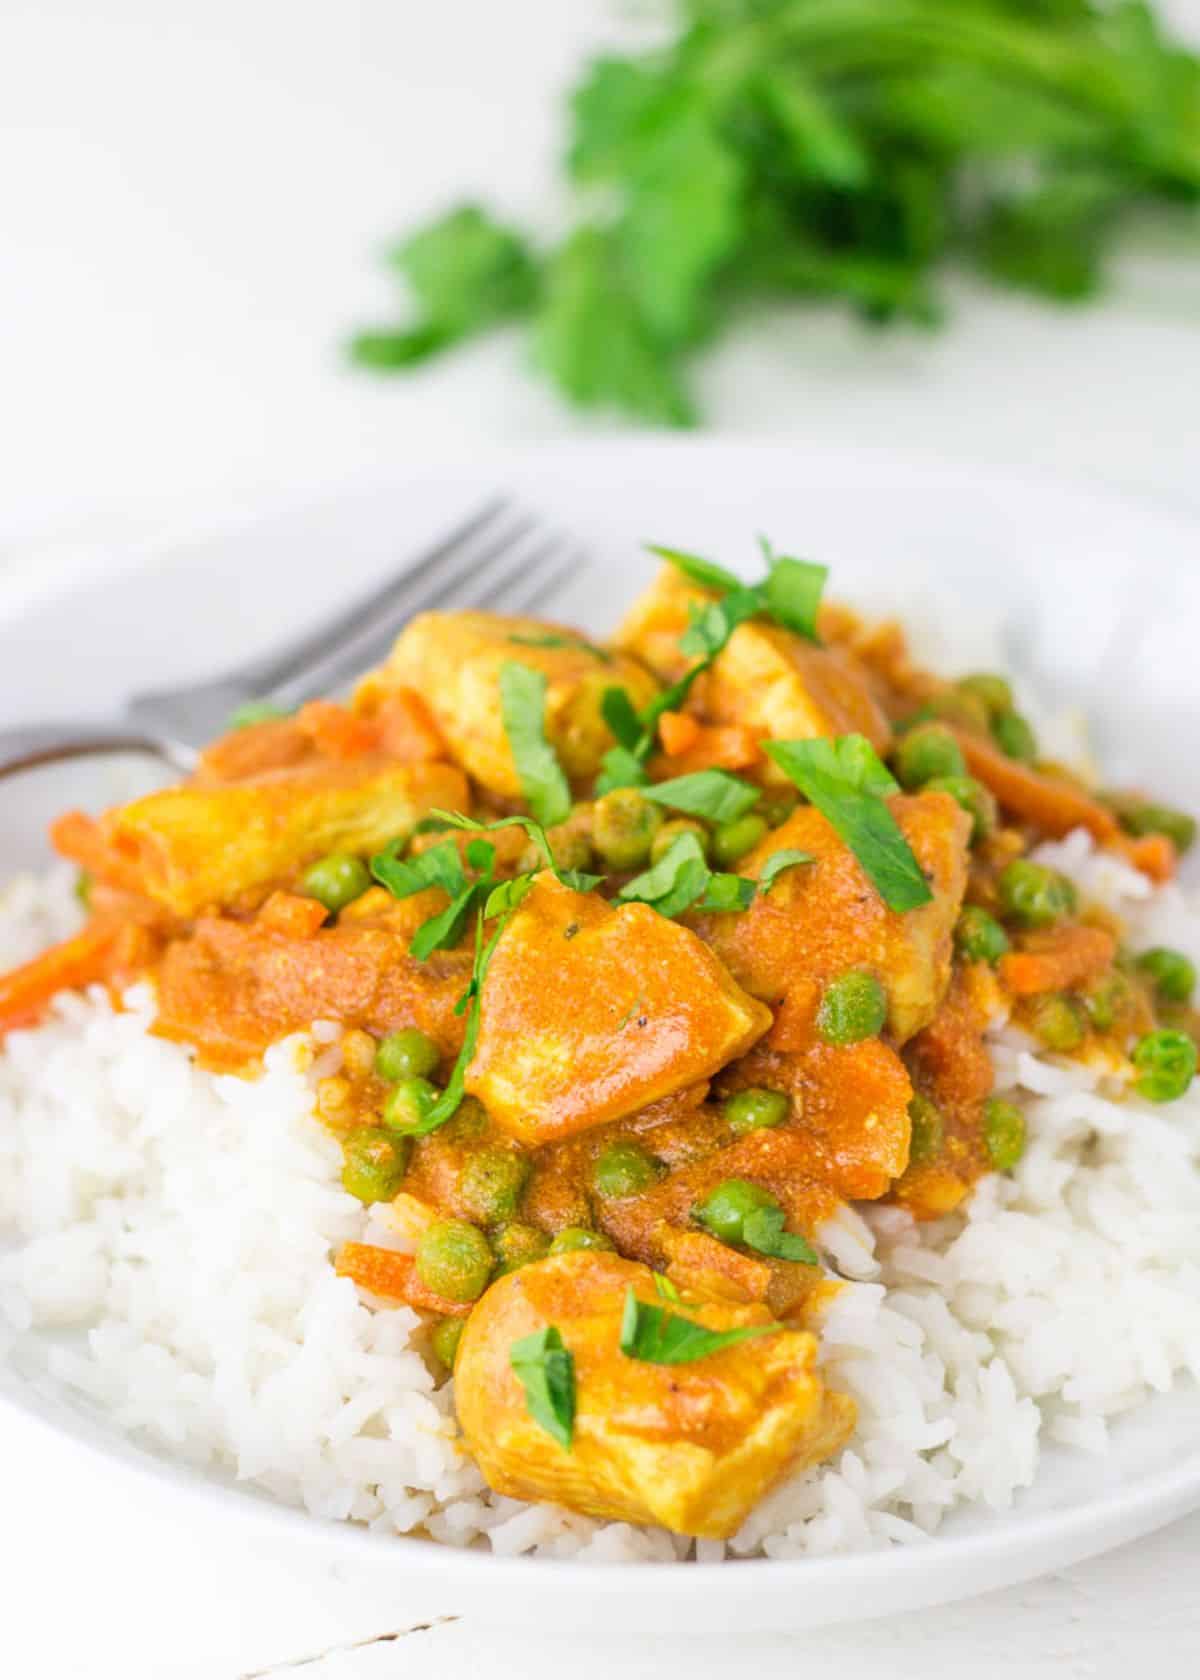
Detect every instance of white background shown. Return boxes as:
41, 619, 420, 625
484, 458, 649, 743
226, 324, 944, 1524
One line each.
2, 2, 1200, 1675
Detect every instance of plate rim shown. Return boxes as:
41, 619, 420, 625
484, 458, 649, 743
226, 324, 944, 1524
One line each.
3, 437, 1199, 1617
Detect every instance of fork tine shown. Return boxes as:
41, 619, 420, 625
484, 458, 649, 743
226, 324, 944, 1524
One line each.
263, 529, 585, 707
200, 495, 514, 697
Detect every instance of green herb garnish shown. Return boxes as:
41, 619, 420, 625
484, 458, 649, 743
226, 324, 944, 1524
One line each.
757, 848, 816, 891
596, 541, 826, 794
642, 770, 760, 825
618, 831, 752, 920
499, 662, 572, 829
618, 1288, 777, 1366
765, 736, 932, 912
741, 1207, 819, 1266
510, 1325, 576, 1450
352, 13, 1200, 424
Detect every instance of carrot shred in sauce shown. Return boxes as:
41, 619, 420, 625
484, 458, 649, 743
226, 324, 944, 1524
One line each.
998, 924, 1117, 997
950, 729, 1119, 843
335, 1242, 473, 1316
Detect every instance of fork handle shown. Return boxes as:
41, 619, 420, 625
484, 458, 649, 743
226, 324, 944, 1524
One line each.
0, 723, 195, 779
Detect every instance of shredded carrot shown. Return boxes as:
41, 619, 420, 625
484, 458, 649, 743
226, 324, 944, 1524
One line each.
296, 700, 378, 761
1120, 832, 1177, 883
0, 922, 121, 1036
998, 924, 1117, 997
335, 1242, 473, 1316
650, 723, 762, 778
373, 688, 447, 764
950, 729, 1119, 842
658, 710, 701, 757
255, 891, 328, 939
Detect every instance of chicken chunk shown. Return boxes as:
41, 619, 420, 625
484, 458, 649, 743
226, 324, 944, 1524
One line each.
356, 611, 659, 800
465, 875, 771, 1146
454, 1251, 855, 1539
690, 791, 970, 1045
616, 566, 892, 775
54, 761, 468, 918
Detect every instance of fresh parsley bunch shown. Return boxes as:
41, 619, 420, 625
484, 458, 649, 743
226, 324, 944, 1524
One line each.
350, 0, 1200, 423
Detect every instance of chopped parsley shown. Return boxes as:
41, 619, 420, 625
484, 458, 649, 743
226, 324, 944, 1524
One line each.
618, 830, 752, 920
641, 769, 760, 825
765, 735, 932, 913
510, 1325, 576, 1450
596, 542, 826, 794
618, 1289, 777, 1365
507, 631, 612, 663
499, 662, 572, 828
757, 848, 817, 891
741, 1206, 819, 1266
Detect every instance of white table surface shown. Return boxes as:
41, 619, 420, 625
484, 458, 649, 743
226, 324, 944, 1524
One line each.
2, 2, 1200, 1675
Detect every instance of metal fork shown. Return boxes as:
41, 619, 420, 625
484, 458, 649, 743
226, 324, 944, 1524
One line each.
0, 499, 584, 778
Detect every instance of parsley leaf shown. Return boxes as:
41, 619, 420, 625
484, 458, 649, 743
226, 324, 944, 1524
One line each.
619, 1289, 777, 1366
758, 848, 816, 891
370, 837, 466, 901
761, 549, 828, 644
499, 662, 572, 829
765, 736, 933, 913
741, 1207, 819, 1267
698, 872, 757, 912
349, 205, 536, 371
642, 769, 760, 825
509, 1325, 576, 1450
645, 545, 741, 594
619, 831, 712, 919
600, 686, 645, 752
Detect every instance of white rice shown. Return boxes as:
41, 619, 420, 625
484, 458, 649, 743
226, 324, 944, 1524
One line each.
1, 838, 1198, 1563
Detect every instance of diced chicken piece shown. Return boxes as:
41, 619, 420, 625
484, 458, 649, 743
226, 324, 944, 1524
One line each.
616, 566, 892, 775
465, 875, 771, 1146
691, 791, 970, 1044
356, 611, 659, 800
52, 762, 468, 918
454, 1251, 855, 1539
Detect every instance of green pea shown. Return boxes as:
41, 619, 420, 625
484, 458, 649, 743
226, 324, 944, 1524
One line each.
955, 906, 1010, 965
228, 699, 290, 730
375, 1028, 440, 1083
429, 1316, 465, 1370
893, 724, 966, 791
548, 1226, 616, 1256
415, 1219, 494, 1303
458, 1145, 531, 1224
650, 818, 710, 867
907, 1094, 944, 1164
991, 711, 1038, 763
1115, 801, 1196, 855
1135, 947, 1196, 1006
817, 970, 887, 1045
723, 1087, 789, 1136
591, 1141, 664, 1199
300, 853, 371, 913
957, 673, 1013, 718
757, 789, 799, 829
382, 1076, 441, 1136
983, 1098, 1026, 1172
924, 774, 996, 844
492, 1221, 550, 1273
440, 1095, 490, 1145
519, 828, 594, 875
997, 860, 1077, 928
712, 813, 768, 866
1029, 992, 1088, 1053
1131, 1029, 1198, 1103
693, 1178, 778, 1246
341, 1127, 410, 1204
592, 789, 663, 869
1083, 970, 1134, 1033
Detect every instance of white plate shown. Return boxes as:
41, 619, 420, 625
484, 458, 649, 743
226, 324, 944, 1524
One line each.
1, 440, 1199, 1633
